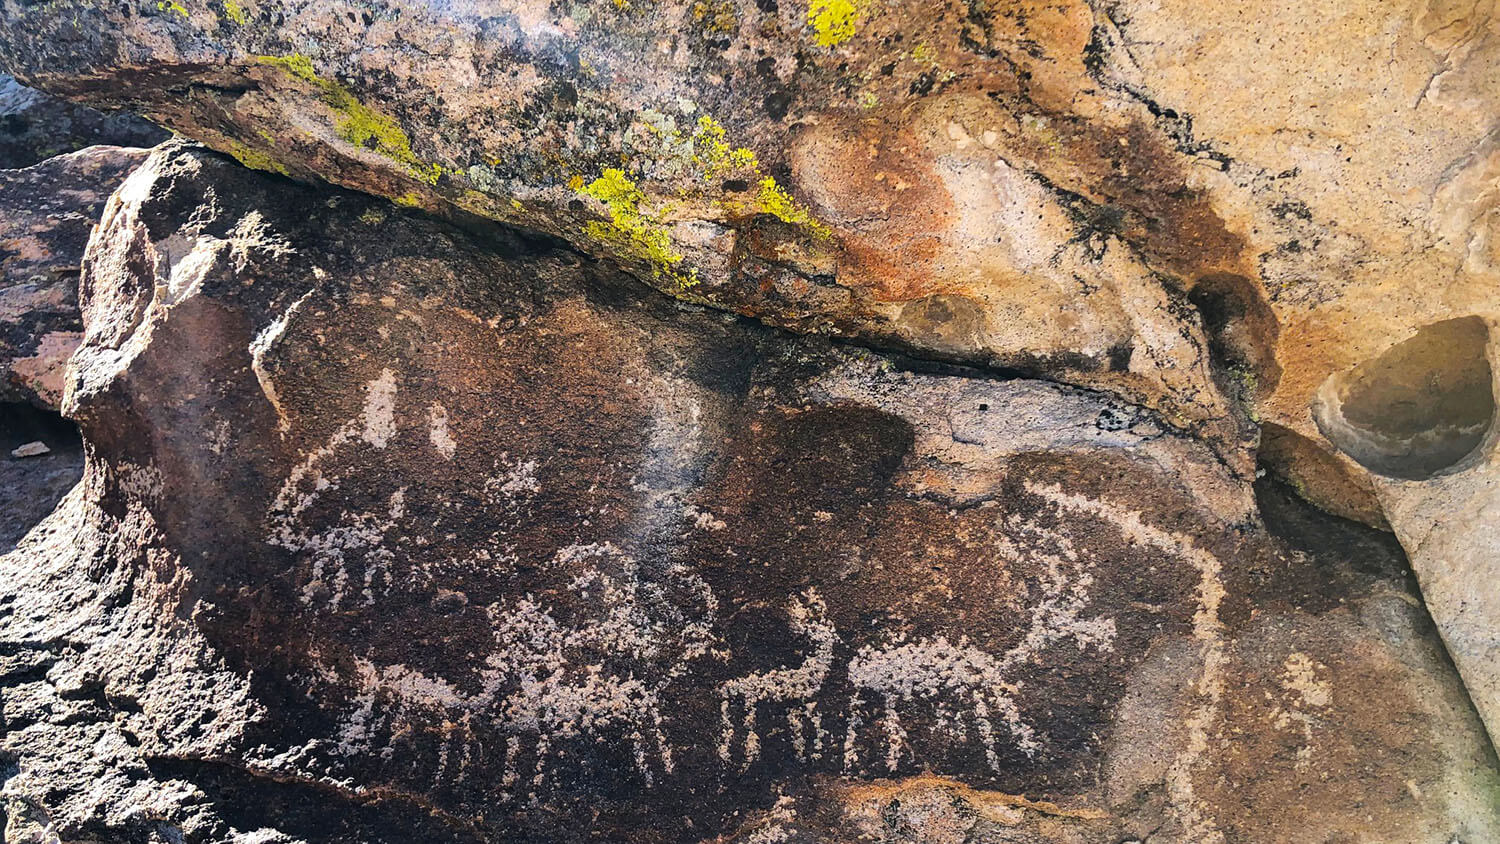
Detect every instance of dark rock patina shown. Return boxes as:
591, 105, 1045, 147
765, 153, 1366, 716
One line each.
2, 144, 1493, 843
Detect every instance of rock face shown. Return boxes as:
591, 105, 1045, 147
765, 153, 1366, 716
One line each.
3, 142, 1495, 843
0, 145, 153, 408
1312, 315, 1500, 744
0, 74, 166, 170
9, 0, 1500, 752
2, 0, 1494, 472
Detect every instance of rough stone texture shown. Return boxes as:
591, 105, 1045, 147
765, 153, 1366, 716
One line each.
0, 145, 153, 408
3, 142, 1495, 843
0, 74, 167, 170
2, 0, 1494, 476
0, 0, 1272, 464
8, 0, 1500, 751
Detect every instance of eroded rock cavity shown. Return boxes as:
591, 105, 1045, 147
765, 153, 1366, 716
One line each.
1314, 317, 1495, 480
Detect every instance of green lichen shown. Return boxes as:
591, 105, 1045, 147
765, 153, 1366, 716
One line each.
255, 53, 316, 82
156, 0, 189, 18
1020, 113, 1064, 154
807, 0, 860, 47
254, 53, 444, 185
577, 168, 696, 288
580, 107, 829, 285
1230, 366, 1262, 421
224, 139, 289, 176
222, 0, 248, 24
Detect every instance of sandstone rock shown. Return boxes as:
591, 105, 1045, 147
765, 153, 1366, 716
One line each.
3, 142, 1493, 843
0, 73, 167, 169
0, 145, 153, 408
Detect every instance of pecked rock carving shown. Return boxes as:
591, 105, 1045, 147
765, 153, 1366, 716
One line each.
1, 143, 1496, 842
3, 0, 1500, 837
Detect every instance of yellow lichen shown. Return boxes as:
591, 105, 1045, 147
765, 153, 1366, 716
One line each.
253, 54, 444, 186
255, 53, 316, 82
393, 192, 423, 208
756, 177, 829, 235
807, 0, 860, 47
577, 168, 696, 287
691, 0, 738, 33
223, 0, 248, 24
156, 0, 189, 18
691, 115, 759, 176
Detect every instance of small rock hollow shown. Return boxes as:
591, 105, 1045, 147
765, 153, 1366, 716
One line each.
1314, 316, 1495, 480
0, 401, 84, 551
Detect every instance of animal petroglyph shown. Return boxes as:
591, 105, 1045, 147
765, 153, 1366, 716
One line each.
719, 589, 838, 769
333, 541, 724, 798
1025, 481, 1228, 844
838, 504, 1118, 775
846, 634, 1038, 772
268, 372, 550, 607
268, 370, 411, 608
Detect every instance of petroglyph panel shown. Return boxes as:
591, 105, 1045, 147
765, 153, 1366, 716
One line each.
23, 144, 1494, 843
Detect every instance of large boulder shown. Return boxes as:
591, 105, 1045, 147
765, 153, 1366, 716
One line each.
0, 73, 166, 170
3, 142, 1494, 843
0, 0, 1287, 462
10, 0, 1500, 745
0, 145, 152, 408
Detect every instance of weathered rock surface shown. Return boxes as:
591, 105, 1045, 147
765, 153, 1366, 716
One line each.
1309, 315, 1500, 749
3, 0, 1495, 470
3, 142, 1495, 843
9, 0, 1500, 749
0, 145, 153, 408
0, 0, 1272, 462
0, 74, 166, 170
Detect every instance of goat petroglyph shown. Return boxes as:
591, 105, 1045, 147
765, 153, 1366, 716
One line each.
719, 589, 838, 769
